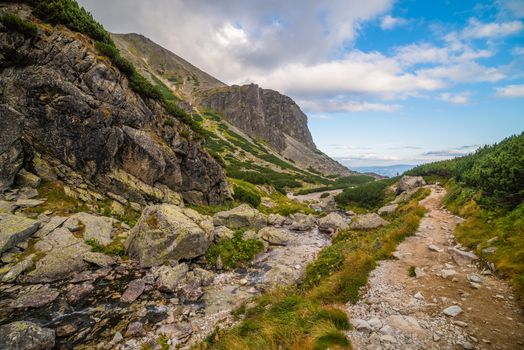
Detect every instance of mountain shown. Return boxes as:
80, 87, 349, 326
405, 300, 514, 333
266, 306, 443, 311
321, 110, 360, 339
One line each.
112, 33, 351, 176
349, 164, 416, 177
0, 4, 229, 205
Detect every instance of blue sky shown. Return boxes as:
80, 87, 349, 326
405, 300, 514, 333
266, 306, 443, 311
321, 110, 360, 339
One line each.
79, 0, 524, 167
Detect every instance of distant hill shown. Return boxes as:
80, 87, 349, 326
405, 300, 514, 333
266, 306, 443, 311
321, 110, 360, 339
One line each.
349, 164, 416, 177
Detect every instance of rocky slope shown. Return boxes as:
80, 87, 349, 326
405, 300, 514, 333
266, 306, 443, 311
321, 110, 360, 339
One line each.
0, 4, 229, 205
113, 33, 351, 176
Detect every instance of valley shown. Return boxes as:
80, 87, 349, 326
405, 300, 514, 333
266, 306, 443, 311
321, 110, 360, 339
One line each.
0, 1, 523, 350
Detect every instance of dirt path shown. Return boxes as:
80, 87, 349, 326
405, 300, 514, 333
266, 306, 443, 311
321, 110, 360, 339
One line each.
346, 185, 524, 350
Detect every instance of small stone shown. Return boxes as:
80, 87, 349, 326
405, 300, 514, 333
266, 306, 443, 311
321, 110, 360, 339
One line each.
380, 334, 397, 343
462, 341, 474, 349
352, 319, 372, 332
467, 274, 482, 283
441, 269, 457, 279
121, 279, 145, 303
414, 292, 425, 300
482, 247, 497, 255
82, 252, 115, 268
239, 278, 248, 285
125, 322, 145, 337
453, 320, 468, 327
415, 267, 426, 278
368, 317, 382, 329
443, 305, 463, 317
428, 244, 442, 252
111, 332, 123, 344
66, 283, 94, 304
56, 323, 78, 337
432, 333, 441, 342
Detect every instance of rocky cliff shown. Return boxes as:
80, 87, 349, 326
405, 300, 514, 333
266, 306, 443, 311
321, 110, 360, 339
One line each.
113, 34, 351, 176
0, 5, 229, 204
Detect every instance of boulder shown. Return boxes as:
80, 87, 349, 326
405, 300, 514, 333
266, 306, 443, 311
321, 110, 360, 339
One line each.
10, 287, 60, 309
268, 213, 286, 227
392, 188, 419, 204
34, 216, 67, 238
212, 226, 234, 242
0, 200, 16, 214
350, 213, 390, 230
318, 213, 348, 234
154, 263, 189, 293
0, 321, 55, 350
121, 279, 146, 303
378, 204, 398, 215
15, 169, 41, 188
82, 252, 116, 267
443, 305, 463, 317
213, 204, 267, 230
126, 205, 213, 267
66, 282, 95, 304
257, 227, 292, 246
289, 213, 316, 231
448, 247, 478, 266
396, 176, 426, 194
1, 254, 35, 283
0, 214, 40, 253
68, 213, 114, 246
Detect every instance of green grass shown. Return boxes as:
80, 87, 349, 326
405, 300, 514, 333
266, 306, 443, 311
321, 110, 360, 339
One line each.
85, 237, 126, 257
334, 179, 391, 210
0, 13, 38, 37
233, 185, 261, 208
195, 196, 427, 349
407, 266, 416, 277
295, 175, 375, 195
205, 230, 264, 269
23, 180, 89, 215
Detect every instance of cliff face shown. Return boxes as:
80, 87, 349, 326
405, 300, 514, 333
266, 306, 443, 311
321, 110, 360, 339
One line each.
0, 11, 229, 204
201, 84, 316, 152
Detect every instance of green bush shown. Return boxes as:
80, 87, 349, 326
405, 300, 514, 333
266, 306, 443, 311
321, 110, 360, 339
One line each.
335, 180, 389, 209
233, 185, 261, 207
0, 13, 38, 37
205, 231, 264, 269
320, 192, 330, 199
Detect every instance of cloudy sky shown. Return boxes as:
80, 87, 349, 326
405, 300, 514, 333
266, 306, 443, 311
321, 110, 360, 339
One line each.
78, 0, 524, 167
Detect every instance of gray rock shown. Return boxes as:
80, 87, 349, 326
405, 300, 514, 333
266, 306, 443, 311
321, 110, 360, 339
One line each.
443, 305, 463, 317
55, 324, 78, 338
318, 212, 348, 234
482, 246, 497, 255
378, 203, 398, 215
0, 214, 40, 253
121, 279, 146, 303
441, 269, 457, 279
16, 169, 41, 188
0, 105, 23, 193
82, 252, 116, 267
0, 321, 55, 350
125, 322, 145, 337
396, 175, 426, 194
350, 213, 390, 230
257, 227, 291, 245
467, 274, 482, 283
448, 247, 478, 265
1, 254, 35, 283
14, 199, 45, 208
66, 282, 95, 304
268, 213, 286, 227
0, 200, 16, 214
428, 244, 443, 253
290, 213, 316, 231
352, 319, 372, 332
10, 287, 59, 309
126, 205, 213, 267
68, 213, 114, 246
386, 315, 426, 334
191, 267, 214, 286
154, 264, 189, 293
213, 204, 267, 230
34, 216, 67, 238
212, 226, 234, 242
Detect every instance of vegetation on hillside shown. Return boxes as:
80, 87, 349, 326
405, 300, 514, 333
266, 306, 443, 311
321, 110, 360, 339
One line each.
196, 196, 427, 349
294, 174, 375, 195
0, 13, 38, 37
407, 132, 524, 305
334, 178, 396, 211
20, 0, 203, 135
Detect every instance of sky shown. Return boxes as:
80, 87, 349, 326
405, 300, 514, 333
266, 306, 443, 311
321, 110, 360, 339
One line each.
78, 0, 524, 168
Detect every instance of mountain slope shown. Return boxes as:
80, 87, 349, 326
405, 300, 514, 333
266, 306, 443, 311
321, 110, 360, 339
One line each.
112, 33, 351, 176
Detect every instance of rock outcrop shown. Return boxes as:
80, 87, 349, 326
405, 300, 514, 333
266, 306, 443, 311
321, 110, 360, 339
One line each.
0, 9, 228, 205
318, 212, 348, 234
396, 176, 426, 195
213, 204, 267, 230
126, 204, 214, 267
0, 214, 39, 253
0, 321, 55, 350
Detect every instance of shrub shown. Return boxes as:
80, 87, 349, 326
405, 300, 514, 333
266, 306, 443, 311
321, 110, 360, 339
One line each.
233, 185, 261, 207
335, 180, 389, 210
0, 13, 38, 37
320, 192, 330, 199
205, 231, 264, 269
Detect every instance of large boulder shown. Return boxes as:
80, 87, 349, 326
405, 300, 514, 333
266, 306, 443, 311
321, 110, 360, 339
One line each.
318, 213, 348, 234
126, 205, 213, 267
0, 321, 55, 350
396, 176, 426, 194
154, 263, 189, 293
257, 227, 292, 246
67, 213, 114, 246
350, 213, 390, 230
213, 204, 267, 230
378, 204, 398, 215
289, 213, 316, 231
268, 213, 286, 227
0, 214, 40, 253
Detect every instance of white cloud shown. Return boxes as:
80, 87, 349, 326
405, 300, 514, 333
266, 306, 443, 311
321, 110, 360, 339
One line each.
440, 92, 471, 104
495, 84, 524, 97
418, 62, 505, 83
462, 18, 524, 39
380, 15, 407, 30
512, 46, 524, 55
299, 98, 401, 113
